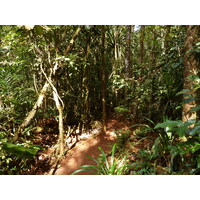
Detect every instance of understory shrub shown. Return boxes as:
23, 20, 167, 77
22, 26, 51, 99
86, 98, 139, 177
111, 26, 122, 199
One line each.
0, 136, 41, 174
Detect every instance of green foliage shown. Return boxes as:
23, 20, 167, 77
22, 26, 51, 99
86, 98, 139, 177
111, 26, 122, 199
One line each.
134, 128, 149, 137
0, 142, 40, 159
71, 144, 130, 175
153, 118, 200, 174
131, 118, 155, 137
0, 25, 198, 174
190, 105, 200, 112
155, 119, 197, 138
0, 140, 42, 175
114, 129, 131, 152
130, 150, 156, 175
114, 106, 130, 114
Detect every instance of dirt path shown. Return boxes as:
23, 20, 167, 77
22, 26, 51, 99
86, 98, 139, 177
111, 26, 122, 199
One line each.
54, 119, 129, 175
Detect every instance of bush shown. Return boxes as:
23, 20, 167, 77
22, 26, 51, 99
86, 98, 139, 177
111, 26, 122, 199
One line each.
0, 139, 42, 174
114, 129, 131, 152
154, 119, 200, 174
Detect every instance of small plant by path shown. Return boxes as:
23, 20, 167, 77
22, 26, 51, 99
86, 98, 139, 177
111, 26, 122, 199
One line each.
71, 144, 129, 175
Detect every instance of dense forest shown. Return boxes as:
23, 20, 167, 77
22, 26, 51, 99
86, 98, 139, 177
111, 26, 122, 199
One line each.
0, 25, 200, 175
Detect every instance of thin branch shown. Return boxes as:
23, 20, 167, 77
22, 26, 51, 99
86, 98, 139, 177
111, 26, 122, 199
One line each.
40, 63, 64, 108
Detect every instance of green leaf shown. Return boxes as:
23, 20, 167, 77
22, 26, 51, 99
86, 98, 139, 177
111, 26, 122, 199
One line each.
130, 124, 150, 128
188, 75, 200, 82
182, 97, 196, 104
176, 126, 187, 137
1, 142, 39, 159
35, 25, 44, 35
183, 119, 196, 127
176, 89, 189, 96
190, 105, 200, 112
191, 143, 200, 153
155, 120, 182, 129
111, 144, 116, 165
71, 168, 97, 175
98, 147, 109, 169
197, 155, 200, 169
189, 125, 200, 136
172, 62, 181, 69
143, 117, 155, 125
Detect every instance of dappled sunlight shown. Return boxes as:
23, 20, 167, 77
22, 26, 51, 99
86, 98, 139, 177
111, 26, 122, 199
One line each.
53, 119, 128, 175
1, 25, 199, 175
55, 136, 114, 175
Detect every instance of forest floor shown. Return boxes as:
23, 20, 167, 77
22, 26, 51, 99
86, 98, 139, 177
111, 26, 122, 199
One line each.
52, 119, 130, 175
32, 117, 156, 175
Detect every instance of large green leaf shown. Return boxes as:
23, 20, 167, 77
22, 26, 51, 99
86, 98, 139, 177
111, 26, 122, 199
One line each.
1, 142, 40, 159
189, 125, 200, 136
176, 89, 189, 96
190, 105, 200, 112
188, 75, 200, 82
155, 120, 182, 129
182, 97, 196, 104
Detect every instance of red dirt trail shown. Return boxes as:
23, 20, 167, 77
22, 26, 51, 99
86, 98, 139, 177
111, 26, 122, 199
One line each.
54, 119, 129, 175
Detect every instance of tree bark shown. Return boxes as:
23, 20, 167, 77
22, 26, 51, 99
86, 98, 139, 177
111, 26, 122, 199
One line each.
140, 25, 145, 65
125, 25, 132, 78
101, 26, 107, 134
164, 25, 171, 54
13, 81, 50, 142
124, 25, 133, 109
53, 90, 64, 156
0, 96, 4, 111
182, 25, 199, 123
64, 27, 81, 56
149, 27, 157, 119
81, 33, 91, 129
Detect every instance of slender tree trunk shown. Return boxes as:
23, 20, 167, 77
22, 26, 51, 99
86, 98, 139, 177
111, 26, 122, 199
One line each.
64, 27, 81, 56
82, 34, 90, 128
152, 27, 157, 66
14, 27, 81, 142
182, 25, 199, 123
125, 25, 132, 78
124, 25, 132, 106
113, 26, 118, 107
112, 25, 122, 108
13, 81, 50, 142
0, 96, 4, 111
101, 26, 107, 134
164, 25, 171, 54
140, 25, 145, 65
53, 90, 64, 156
149, 27, 157, 119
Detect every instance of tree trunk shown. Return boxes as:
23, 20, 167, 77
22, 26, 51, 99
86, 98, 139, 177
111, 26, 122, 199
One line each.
149, 27, 157, 120
101, 26, 107, 134
53, 90, 64, 156
124, 25, 132, 106
182, 25, 199, 123
13, 81, 50, 142
14, 27, 81, 141
64, 27, 81, 56
140, 25, 145, 65
125, 25, 132, 78
82, 34, 90, 128
0, 96, 4, 111
164, 25, 171, 54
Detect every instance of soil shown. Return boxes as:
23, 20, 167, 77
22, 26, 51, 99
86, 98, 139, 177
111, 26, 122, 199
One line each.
31, 118, 156, 175
52, 119, 129, 175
